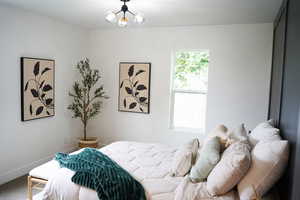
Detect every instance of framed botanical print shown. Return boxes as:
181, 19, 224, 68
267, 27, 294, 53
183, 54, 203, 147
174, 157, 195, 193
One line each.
119, 62, 151, 114
21, 57, 55, 121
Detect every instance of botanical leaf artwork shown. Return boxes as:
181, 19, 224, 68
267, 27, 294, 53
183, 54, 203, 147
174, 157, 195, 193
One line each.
119, 63, 151, 113
21, 58, 55, 121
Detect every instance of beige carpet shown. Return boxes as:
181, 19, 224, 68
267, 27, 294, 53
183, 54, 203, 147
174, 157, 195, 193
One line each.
0, 175, 40, 200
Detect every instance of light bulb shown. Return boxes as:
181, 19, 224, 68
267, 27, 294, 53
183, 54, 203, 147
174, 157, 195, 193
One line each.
118, 17, 128, 27
105, 11, 117, 23
134, 13, 144, 24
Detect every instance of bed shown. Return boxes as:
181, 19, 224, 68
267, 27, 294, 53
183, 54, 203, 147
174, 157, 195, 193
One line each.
28, 141, 239, 200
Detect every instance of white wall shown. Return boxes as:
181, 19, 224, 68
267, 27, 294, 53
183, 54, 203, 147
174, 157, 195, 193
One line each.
0, 5, 88, 184
88, 24, 273, 146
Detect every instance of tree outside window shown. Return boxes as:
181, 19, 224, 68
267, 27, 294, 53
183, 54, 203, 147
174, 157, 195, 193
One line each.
170, 51, 209, 132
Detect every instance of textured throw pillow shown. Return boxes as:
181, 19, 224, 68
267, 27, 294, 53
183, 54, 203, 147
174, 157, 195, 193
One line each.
171, 139, 199, 177
189, 137, 221, 182
249, 120, 281, 147
189, 139, 200, 164
174, 176, 238, 200
227, 124, 249, 145
207, 124, 229, 151
238, 140, 289, 200
267, 119, 276, 127
207, 142, 251, 196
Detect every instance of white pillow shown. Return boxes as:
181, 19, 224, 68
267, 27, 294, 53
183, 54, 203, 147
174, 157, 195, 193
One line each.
227, 124, 249, 145
249, 120, 281, 147
238, 140, 289, 200
206, 124, 228, 151
175, 176, 238, 200
171, 139, 199, 177
207, 142, 251, 196
267, 119, 276, 127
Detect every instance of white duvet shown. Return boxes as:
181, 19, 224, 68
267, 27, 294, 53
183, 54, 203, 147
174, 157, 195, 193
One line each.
31, 141, 238, 200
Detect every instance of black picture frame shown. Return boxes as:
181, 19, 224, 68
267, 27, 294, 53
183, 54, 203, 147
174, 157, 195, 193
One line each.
118, 62, 151, 114
21, 57, 55, 121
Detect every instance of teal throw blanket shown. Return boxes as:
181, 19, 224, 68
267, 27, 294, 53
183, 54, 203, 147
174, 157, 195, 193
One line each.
55, 148, 146, 200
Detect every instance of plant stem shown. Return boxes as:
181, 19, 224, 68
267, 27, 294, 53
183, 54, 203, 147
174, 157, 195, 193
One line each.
84, 122, 87, 141
82, 89, 87, 140
124, 78, 147, 108
28, 78, 53, 110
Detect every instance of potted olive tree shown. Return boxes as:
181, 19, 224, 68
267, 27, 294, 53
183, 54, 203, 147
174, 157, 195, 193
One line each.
68, 58, 109, 148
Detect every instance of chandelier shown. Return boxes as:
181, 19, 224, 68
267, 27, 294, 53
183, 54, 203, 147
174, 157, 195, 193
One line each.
105, 0, 145, 27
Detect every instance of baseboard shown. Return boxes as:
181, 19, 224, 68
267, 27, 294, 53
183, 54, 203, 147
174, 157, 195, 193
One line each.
0, 147, 77, 185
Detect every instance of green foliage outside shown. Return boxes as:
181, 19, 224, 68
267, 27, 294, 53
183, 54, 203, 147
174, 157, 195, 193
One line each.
175, 51, 209, 89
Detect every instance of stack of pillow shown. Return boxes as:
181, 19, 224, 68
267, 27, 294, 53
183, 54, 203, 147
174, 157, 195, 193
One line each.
171, 120, 289, 200
238, 120, 289, 199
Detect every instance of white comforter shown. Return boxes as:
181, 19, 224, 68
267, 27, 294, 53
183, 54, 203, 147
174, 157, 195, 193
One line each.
31, 141, 238, 200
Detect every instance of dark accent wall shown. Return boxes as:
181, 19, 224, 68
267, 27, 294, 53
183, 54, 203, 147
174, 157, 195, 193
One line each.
268, 3, 286, 124
269, 0, 300, 199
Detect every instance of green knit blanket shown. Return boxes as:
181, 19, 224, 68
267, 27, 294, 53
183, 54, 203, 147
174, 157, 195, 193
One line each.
55, 148, 146, 200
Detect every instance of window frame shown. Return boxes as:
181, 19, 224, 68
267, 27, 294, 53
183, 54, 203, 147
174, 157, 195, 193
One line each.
169, 50, 209, 133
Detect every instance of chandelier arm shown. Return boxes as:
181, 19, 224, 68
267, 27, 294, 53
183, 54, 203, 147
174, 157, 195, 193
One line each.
115, 10, 122, 15
127, 10, 136, 16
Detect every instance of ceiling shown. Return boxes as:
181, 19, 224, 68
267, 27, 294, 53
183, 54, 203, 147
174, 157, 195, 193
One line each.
0, 0, 283, 29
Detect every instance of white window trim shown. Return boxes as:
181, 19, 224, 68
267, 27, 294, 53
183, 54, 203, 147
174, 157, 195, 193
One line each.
169, 50, 209, 133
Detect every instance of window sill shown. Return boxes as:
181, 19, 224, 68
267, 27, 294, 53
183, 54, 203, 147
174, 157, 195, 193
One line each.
170, 127, 205, 134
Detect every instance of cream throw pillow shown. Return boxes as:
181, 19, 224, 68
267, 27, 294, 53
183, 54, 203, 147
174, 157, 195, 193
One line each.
227, 124, 249, 145
171, 139, 199, 177
238, 140, 289, 200
189, 137, 221, 182
207, 142, 251, 196
248, 120, 281, 147
208, 124, 249, 150
207, 124, 228, 151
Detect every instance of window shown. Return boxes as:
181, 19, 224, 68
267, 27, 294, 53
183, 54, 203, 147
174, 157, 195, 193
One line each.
170, 51, 209, 132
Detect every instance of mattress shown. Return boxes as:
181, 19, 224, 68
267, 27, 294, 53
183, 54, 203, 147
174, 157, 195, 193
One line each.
30, 141, 238, 200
